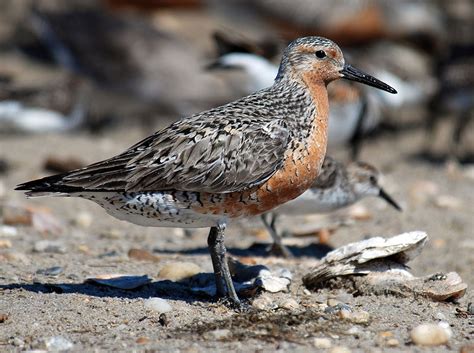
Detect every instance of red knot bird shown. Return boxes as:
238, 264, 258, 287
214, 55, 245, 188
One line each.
261, 156, 401, 257
16, 36, 396, 306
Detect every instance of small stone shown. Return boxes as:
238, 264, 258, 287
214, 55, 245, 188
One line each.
33, 240, 66, 254
100, 228, 122, 239
346, 326, 361, 336
207, 329, 231, 340
313, 337, 332, 349
410, 322, 452, 346
43, 336, 74, 351
338, 309, 370, 324
252, 295, 277, 311
434, 195, 462, 209
158, 262, 202, 281
0, 225, 18, 237
143, 298, 172, 314
386, 338, 399, 347
128, 248, 160, 262
329, 346, 351, 353
71, 212, 93, 228
0, 252, 29, 264
0, 239, 12, 248
136, 336, 150, 345
279, 298, 300, 311
435, 312, 447, 321
327, 298, 342, 307
0, 313, 8, 323
36, 266, 64, 277
12, 337, 24, 346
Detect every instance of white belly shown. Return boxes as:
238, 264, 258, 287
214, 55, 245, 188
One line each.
274, 189, 353, 216
75, 191, 225, 228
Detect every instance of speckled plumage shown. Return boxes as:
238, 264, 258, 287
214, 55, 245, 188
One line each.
17, 36, 397, 305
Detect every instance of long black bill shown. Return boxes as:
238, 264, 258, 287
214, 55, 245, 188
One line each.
379, 188, 402, 211
341, 64, 397, 94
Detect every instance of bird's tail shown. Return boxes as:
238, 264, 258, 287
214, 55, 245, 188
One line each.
15, 173, 82, 198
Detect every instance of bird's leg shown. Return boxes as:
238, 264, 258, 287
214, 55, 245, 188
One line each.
207, 223, 240, 306
261, 213, 293, 258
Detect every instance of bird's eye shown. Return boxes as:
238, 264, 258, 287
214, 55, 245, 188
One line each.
315, 50, 326, 59
369, 176, 377, 184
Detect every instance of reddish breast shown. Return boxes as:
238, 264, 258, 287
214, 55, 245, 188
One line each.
197, 77, 330, 218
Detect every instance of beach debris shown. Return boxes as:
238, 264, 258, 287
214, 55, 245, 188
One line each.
41, 336, 74, 351
86, 274, 152, 290
303, 231, 467, 301
313, 337, 332, 349
158, 262, 202, 281
0, 225, 18, 237
36, 266, 64, 277
33, 240, 67, 254
128, 248, 161, 262
0, 239, 12, 249
410, 322, 452, 346
143, 298, 172, 314
189, 257, 291, 297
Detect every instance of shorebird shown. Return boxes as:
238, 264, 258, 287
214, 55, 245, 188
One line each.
261, 156, 401, 257
16, 36, 396, 306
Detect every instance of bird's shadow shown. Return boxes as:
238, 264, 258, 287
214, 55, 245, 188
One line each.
0, 278, 213, 304
157, 242, 334, 259
0, 243, 332, 302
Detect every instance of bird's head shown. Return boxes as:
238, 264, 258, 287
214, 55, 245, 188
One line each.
347, 162, 402, 211
277, 36, 397, 94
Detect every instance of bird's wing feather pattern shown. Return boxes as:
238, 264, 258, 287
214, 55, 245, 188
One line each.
59, 112, 289, 193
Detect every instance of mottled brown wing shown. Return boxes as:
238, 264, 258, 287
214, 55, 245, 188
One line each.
311, 156, 340, 189
60, 116, 289, 193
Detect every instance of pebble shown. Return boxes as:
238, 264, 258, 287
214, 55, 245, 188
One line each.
143, 298, 172, 314
279, 298, 300, 311
338, 309, 370, 324
410, 322, 452, 346
313, 337, 332, 349
43, 336, 74, 351
434, 195, 463, 209
136, 336, 150, 345
251, 295, 278, 311
128, 248, 160, 262
329, 346, 351, 353
207, 329, 231, 340
0, 313, 8, 322
158, 262, 202, 281
435, 312, 447, 321
0, 252, 29, 264
386, 338, 399, 347
36, 266, 64, 277
0, 239, 12, 248
0, 225, 18, 237
71, 212, 93, 229
11, 337, 24, 346
33, 240, 67, 254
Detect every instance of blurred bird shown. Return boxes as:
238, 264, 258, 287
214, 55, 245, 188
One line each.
261, 156, 401, 257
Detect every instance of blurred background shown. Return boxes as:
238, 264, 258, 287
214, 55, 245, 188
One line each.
0, 0, 472, 159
